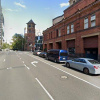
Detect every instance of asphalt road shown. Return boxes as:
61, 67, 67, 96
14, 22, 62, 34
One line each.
0, 50, 100, 100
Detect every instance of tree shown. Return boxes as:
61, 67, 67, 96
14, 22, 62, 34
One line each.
2, 43, 10, 49
11, 33, 25, 51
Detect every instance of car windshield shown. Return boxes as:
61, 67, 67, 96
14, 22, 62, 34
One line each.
60, 53, 68, 56
37, 50, 41, 52
88, 60, 100, 64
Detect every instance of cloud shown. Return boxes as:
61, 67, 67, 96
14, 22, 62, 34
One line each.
5, 9, 18, 12
14, 2, 26, 8
60, 2, 69, 8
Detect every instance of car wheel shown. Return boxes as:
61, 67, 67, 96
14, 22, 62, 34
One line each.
83, 68, 89, 74
66, 62, 70, 67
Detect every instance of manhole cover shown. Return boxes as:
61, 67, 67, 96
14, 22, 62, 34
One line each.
61, 76, 68, 79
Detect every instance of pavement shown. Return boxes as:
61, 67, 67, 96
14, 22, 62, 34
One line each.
0, 50, 100, 100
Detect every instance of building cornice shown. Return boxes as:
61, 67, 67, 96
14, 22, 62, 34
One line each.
55, 40, 62, 42
65, 38, 76, 41
81, 32, 100, 38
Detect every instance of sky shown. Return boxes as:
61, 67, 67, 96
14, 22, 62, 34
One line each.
1, 0, 69, 43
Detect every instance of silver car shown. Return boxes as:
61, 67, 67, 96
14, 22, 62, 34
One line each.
65, 58, 100, 74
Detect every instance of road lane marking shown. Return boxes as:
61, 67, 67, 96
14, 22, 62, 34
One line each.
7, 67, 12, 70
27, 67, 30, 70
24, 64, 27, 67
24, 64, 30, 70
22, 61, 24, 64
27, 53, 100, 90
33, 61, 38, 63
3, 59, 5, 62
31, 61, 38, 67
31, 62, 36, 67
35, 78, 54, 100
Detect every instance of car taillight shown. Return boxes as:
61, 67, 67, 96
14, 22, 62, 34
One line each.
58, 56, 60, 59
94, 66, 98, 69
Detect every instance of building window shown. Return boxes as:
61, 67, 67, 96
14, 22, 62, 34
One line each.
56, 29, 58, 37
28, 25, 31, 27
58, 29, 61, 37
28, 29, 31, 33
51, 32, 52, 38
91, 14, 96, 27
84, 17, 88, 29
73, 0, 75, 4
67, 25, 70, 34
71, 24, 74, 33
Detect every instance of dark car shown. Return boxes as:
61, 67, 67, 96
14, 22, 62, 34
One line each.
39, 52, 47, 58
47, 49, 68, 63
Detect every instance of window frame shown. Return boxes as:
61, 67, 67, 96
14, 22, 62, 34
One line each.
67, 25, 70, 34
58, 29, 61, 37
91, 14, 96, 27
84, 17, 88, 29
71, 24, 74, 33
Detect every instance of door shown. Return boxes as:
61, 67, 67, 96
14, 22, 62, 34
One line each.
70, 59, 80, 69
78, 59, 87, 71
85, 48, 98, 60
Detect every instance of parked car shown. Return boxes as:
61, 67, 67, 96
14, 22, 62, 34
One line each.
46, 49, 68, 63
65, 58, 100, 74
39, 52, 47, 58
33, 50, 41, 55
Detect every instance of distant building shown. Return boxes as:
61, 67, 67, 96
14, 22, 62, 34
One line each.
43, 0, 100, 61
35, 35, 43, 50
24, 19, 36, 51
0, 0, 4, 48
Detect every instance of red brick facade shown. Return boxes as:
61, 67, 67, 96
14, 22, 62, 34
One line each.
24, 20, 36, 51
43, 0, 100, 60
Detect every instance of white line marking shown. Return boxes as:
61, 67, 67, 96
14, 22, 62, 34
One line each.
3, 59, 5, 62
7, 67, 12, 70
22, 61, 24, 63
31, 62, 37, 67
27, 67, 30, 70
24, 64, 27, 67
27, 53, 100, 90
35, 78, 54, 100
33, 61, 38, 63
24, 64, 30, 70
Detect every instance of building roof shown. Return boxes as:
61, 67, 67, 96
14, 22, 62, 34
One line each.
27, 19, 36, 25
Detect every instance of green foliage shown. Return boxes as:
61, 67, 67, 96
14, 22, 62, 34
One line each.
11, 33, 25, 51
2, 43, 10, 49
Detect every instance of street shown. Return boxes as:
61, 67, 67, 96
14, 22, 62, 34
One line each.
0, 51, 100, 100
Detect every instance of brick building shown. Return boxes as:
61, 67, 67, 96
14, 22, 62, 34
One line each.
24, 19, 36, 51
43, 0, 100, 60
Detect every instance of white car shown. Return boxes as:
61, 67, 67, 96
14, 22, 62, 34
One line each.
33, 50, 41, 56
65, 58, 100, 74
